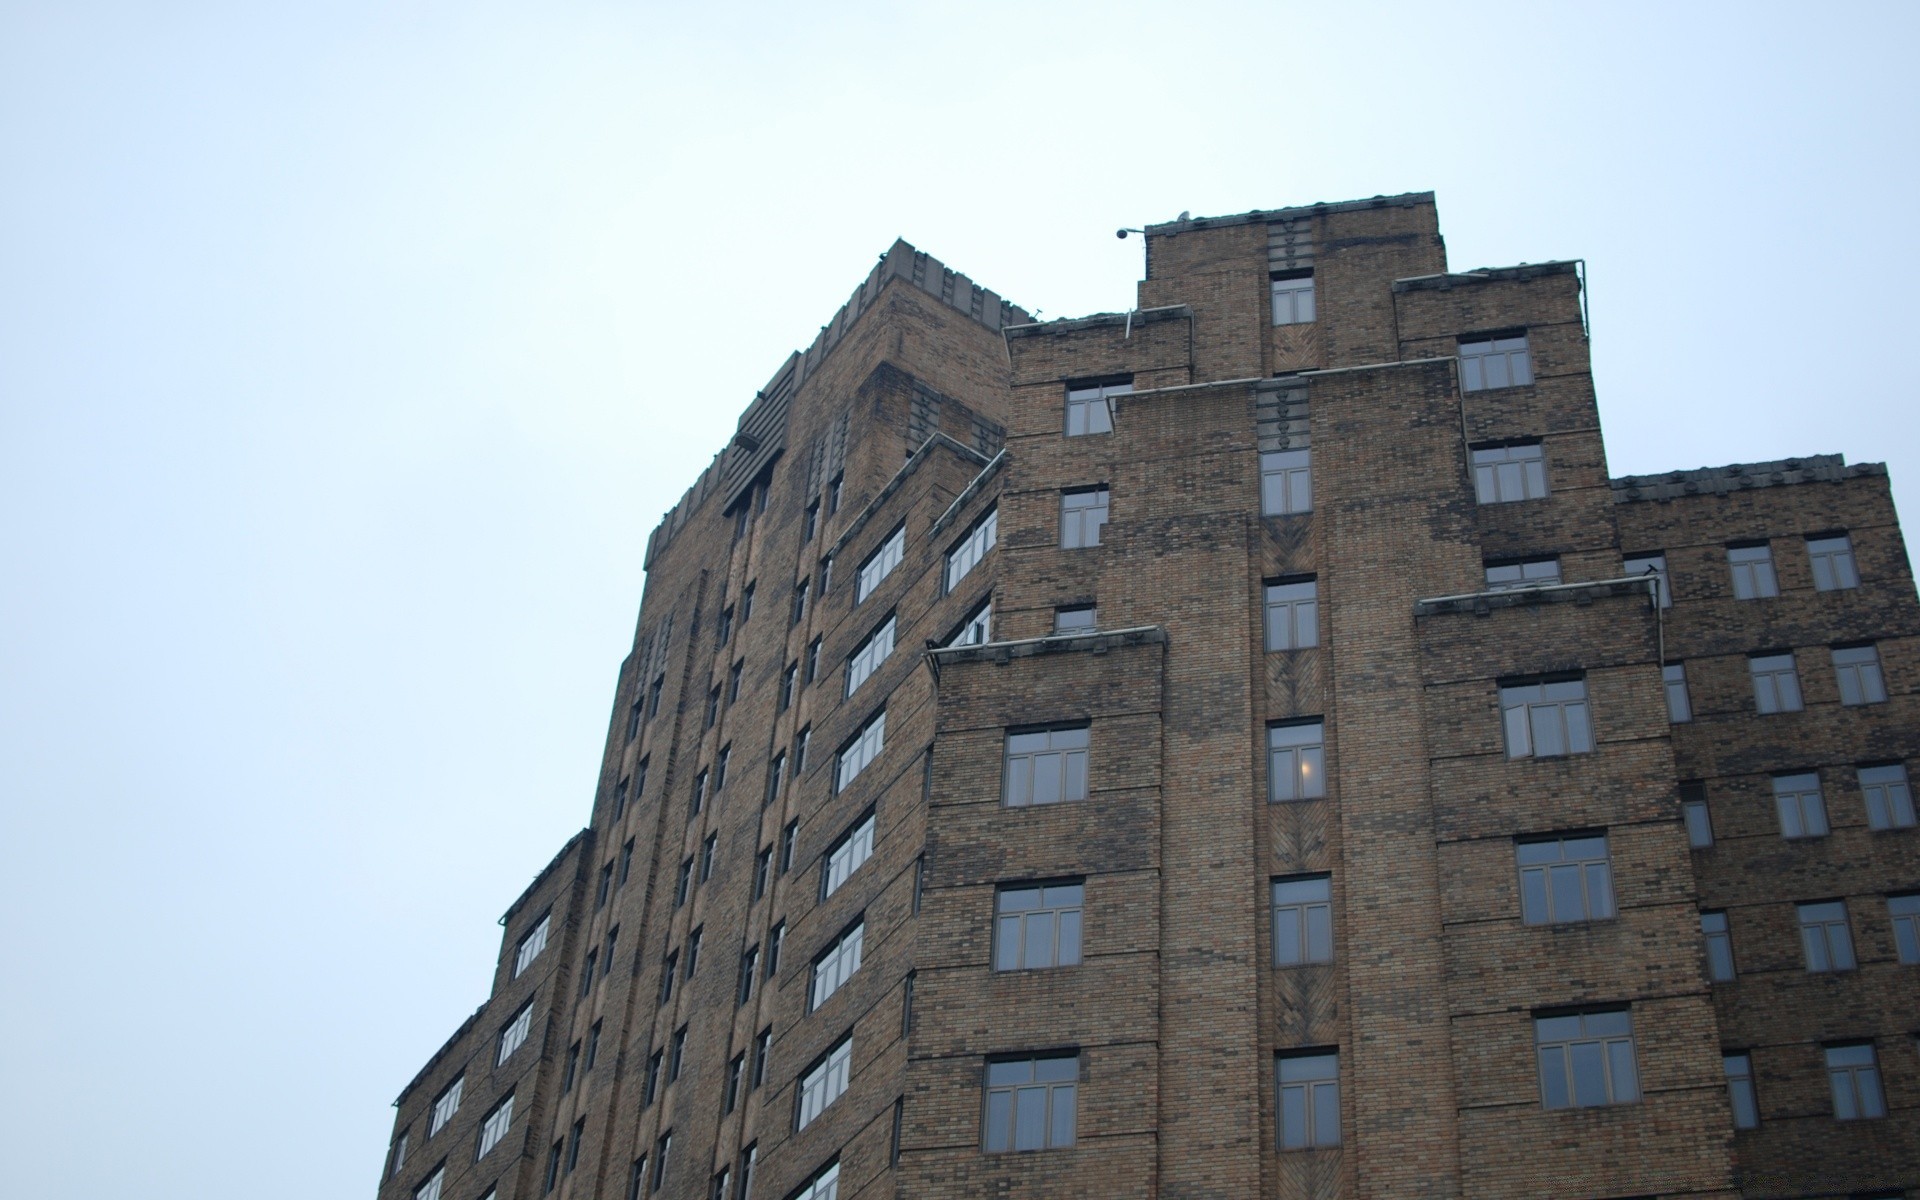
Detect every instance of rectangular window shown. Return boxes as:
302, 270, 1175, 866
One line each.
1053, 605, 1097, 634
715, 745, 732, 792
996, 883, 1084, 970
709, 1169, 730, 1200
1774, 772, 1828, 839
819, 555, 833, 597
1826, 1044, 1886, 1119
1276, 1051, 1340, 1149
778, 664, 797, 712
740, 582, 755, 623
1749, 653, 1802, 713
1064, 378, 1129, 436
736, 1144, 757, 1200
1702, 911, 1736, 981
1485, 557, 1560, 590
704, 687, 720, 729
1270, 270, 1315, 326
1501, 678, 1593, 758
1268, 721, 1327, 801
738, 946, 759, 1005
836, 710, 887, 791
1272, 876, 1333, 966
787, 1159, 835, 1200
513, 913, 551, 978
1517, 835, 1615, 924
1472, 442, 1548, 502
567, 1117, 585, 1173
1887, 893, 1920, 964
692, 770, 710, 817
810, 920, 866, 1010
1862, 763, 1916, 830
803, 501, 819, 543
390, 1130, 409, 1179
620, 839, 635, 884
805, 638, 821, 683
753, 848, 772, 899
1264, 579, 1318, 649
795, 727, 811, 774
855, 525, 906, 604
846, 615, 896, 697
727, 661, 743, 704
1060, 487, 1109, 548
544, 1140, 563, 1194
751, 1028, 771, 1088
562, 1042, 579, 1092
477, 1093, 514, 1158
765, 753, 785, 808
614, 775, 630, 817
1662, 663, 1692, 723
797, 1035, 853, 1130
626, 1158, 645, 1200
497, 1001, 533, 1065
701, 835, 717, 881
984, 1054, 1078, 1152
1799, 901, 1856, 971
604, 926, 619, 972
686, 928, 703, 977
643, 1050, 662, 1105
1459, 332, 1533, 391
827, 474, 843, 515
1808, 534, 1860, 591
669, 1026, 688, 1080
767, 921, 785, 977
596, 862, 613, 909
675, 858, 692, 906
822, 813, 876, 899
1535, 1010, 1639, 1108
648, 676, 663, 718
1260, 449, 1312, 515
1728, 544, 1779, 599
945, 598, 993, 647
717, 605, 734, 647
780, 823, 797, 873
1724, 1054, 1759, 1129
1682, 782, 1714, 849
1623, 553, 1671, 607
725, 1054, 744, 1113
659, 951, 677, 1005
1834, 644, 1887, 705
653, 1132, 672, 1190
578, 957, 597, 1002
1005, 726, 1090, 807
586, 1020, 602, 1070
791, 580, 808, 627
414, 1166, 445, 1200
945, 507, 998, 591
428, 1075, 463, 1137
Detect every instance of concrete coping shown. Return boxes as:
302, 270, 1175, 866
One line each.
929, 449, 1008, 539
1392, 261, 1578, 293
1143, 191, 1434, 235
925, 624, 1166, 677
1004, 304, 1193, 339
827, 432, 992, 558
1414, 576, 1658, 618
1609, 454, 1884, 502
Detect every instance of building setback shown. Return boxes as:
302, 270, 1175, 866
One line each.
376, 193, 1919, 1200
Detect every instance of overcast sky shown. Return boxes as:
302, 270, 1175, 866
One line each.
3, 2, 1916, 1197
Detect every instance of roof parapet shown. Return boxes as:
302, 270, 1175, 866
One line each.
1610, 455, 1884, 502
1393, 261, 1577, 293
1144, 191, 1434, 236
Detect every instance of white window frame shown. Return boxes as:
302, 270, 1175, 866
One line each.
835, 712, 886, 792
1065, 379, 1129, 436
1773, 772, 1828, 838
1471, 442, 1547, 503
854, 526, 905, 604
1004, 726, 1090, 807
1833, 644, 1887, 705
512, 913, 550, 978
477, 1093, 514, 1158
1060, 487, 1109, 549
428, 1075, 463, 1137
845, 616, 896, 697
1728, 544, 1779, 599
1500, 679, 1593, 758
1861, 763, 1916, 830
1260, 449, 1312, 515
945, 507, 998, 592
497, 1001, 533, 1065
810, 921, 865, 1010
822, 813, 875, 900
1808, 534, 1860, 591
1264, 579, 1318, 650
1270, 271, 1316, 326
797, 1036, 852, 1130
1459, 332, 1533, 391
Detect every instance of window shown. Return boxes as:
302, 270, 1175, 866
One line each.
1702, 911, 1736, 981
545, 1140, 563, 1194
1276, 1051, 1340, 1149
822, 812, 875, 899
653, 1132, 672, 1190
1808, 534, 1860, 591
1774, 772, 1828, 839
765, 754, 785, 808
596, 862, 613, 909
1501, 678, 1593, 758
1833, 644, 1887, 705
836, 710, 887, 791
414, 1167, 445, 1200
643, 1050, 663, 1105
1682, 783, 1714, 849
1060, 487, 1109, 548
1005, 726, 1090, 807
1261, 449, 1312, 515
477, 1093, 514, 1158
701, 835, 717, 881
513, 914, 551, 978
715, 744, 731, 791
727, 661, 743, 704
586, 1020, 602, 1070
710, 1169, 731, 1200
1459, 332, 1533, 391
996, 883, 1083, 970
675, 858, 692, 906
604, 926, 620, 972
1535, 1010, 1639, 1108
1268, 721, 1326, 801
753, 848, 772, 899
660, 951, 678, 1005
945, 507, 998, 591
686, 927, 704, 976
983, 1054, 1077, 1152
1724, 1054, 1758, 1129
803, 501, 819, 543
795, 727, 810, 774
578, 952, 596, 997
791, 580, 808, 627
562, 1042, 580, 1092
787, 1159, 835, 1200
1270, 270, 1315, 326
811, 920, 866, 1009
1471, 442, 1547, 502
390, 1130, 408, 1179
767, 921, 785, 977
819, 555, 833, 596
1053, 606, 1096, 634
737, 1144, 757, 1200
428, 1075, 463, 1137
1798, 901, 1856, 972
497, 1001, 533, 1064
740, 582, 755, 623
855, 525, 905, 604
780, 823, 797, 873
620, 839, 635, 885
1727, 544, 1779, 599
669, 1025, 688, 1080
1862, 764, 1916, 830
1747, 652, 1802, 714
1065, 378, 1129, 436
805, 638, 821, 683
1272, 876, 1333, 965
1662, 664, 1692, 723
846, 616, 896, 696
614, 775, 631, 817
718, 606, 734, 647
778, 665, 796, 712
648, 676, 663, 718
1485, 558, 1560, 590
1264, 579, 1318, 650
725, 1054, 744, 1113
797, 1035, 853, 1129
751, 1028, 771, 1088
1622, 553, 1671, 608
945, 598, 993, 647
1517, 835, 1615, 924
1888, 894, 1920, 964
827, 473, 843, 515
692, 770, 710, 817
566, 1117, 585, 1173
1826, 1044, 1886, 1119
636, 756, 649, 799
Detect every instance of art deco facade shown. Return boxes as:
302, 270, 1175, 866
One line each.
377, 193, 1918, 1200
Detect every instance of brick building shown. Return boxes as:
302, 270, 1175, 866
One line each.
375, 193, 1918, 1200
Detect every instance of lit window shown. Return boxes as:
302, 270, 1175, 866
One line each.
1861, 763, 1916, 830
1053, 606, 1097, 634
822, 812, 876, 900
1060, 488, 1109, 548
1749, 653, 1802, 713
1517, 835, 1615, 924
945, 507, 998, 592
855, 525, 906, 604
1622, 553, 1671, 607
1276, 1052, 1340, 1148
1270, 271, 1315, 326
1663, 663, 1692, 723
497, 1001, 533, 1065
1808, 534, 1860, 591
512, 914, 550, 978
1833, 645, 1887, 705
996, 883, 1083, 970
797, 1035, 853, 1130
846, 616, 896, 697
1535, 1010, 1638, 1108
1471, 442, 1547, 503
428, 1075, 463, 1137
477, 1093, 514, 1158
1065, 378, 1129, 436
1500, 678, 1592, 758
1004, 727, 1090, 807
1887, 894, 1920, 964
1260, 449, 1311, 515
1264, 579, 1318, 650
1459, 332, 1533, 391
1798, 901, 1856, 972
1268, 721, 1326, 801
945, 598, 993, 647
810, 920, 866, 1010
835, 710, 887, 791
1774, 772, 1828, 839
1724, 1054, 1758, 1129
983, 1055, 1078, 1152
1727, 544, 1778, 599
1485, 557, 1560, 590
1826, 1044, 1885, 1119
1701, 911, 1735, 982
1272, 876, 1333, 966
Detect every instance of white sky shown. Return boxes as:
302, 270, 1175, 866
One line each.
2, 2, 1915, 1196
